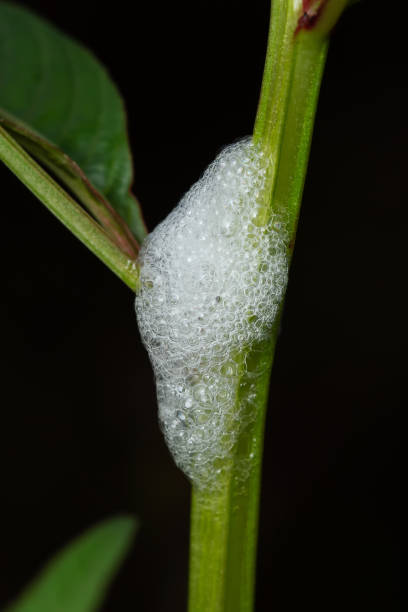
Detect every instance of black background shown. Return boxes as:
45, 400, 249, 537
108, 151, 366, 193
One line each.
0, 1, 405, 610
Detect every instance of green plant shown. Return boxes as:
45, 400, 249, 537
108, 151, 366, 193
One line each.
6, 518, 137, 612
0, 1, 358, 610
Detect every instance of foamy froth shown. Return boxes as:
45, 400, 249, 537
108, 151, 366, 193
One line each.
135, 139, 289, 489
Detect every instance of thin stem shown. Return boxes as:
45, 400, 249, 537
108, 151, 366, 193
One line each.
253, 0, 298, 157
189, 333, 278, 612
0, 125, 139, 292
0, 115, 140, 258
188, 1, 349, 611
273, 31, 328, 241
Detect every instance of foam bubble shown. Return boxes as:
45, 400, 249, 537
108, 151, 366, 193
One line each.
135, 138, 289, 489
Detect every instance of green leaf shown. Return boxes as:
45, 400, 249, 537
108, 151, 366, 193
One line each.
0, 125, 140, 291
6, 516, 137, 612
0, 1, 146, 248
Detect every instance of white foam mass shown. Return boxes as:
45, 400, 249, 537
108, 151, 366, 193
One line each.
135, 139, 289, 489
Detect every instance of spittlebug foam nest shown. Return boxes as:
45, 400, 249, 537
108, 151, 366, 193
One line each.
135, 138, 289, 490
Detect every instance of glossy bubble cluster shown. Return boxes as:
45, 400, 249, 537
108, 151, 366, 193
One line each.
135, 139, 289, 489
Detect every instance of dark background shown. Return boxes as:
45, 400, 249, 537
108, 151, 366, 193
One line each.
0, 1, 405, 610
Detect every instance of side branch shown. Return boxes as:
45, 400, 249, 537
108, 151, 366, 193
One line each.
0, 125, 140, 292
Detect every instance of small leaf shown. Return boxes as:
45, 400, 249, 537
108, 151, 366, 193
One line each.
6, 516, 137, 612
0, 2, 147, 247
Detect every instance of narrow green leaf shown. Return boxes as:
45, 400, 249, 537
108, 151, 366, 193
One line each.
0, 1, 147, 246
0, 115, 140, 259
6, 516, 137, 612
0, 125, 140, 291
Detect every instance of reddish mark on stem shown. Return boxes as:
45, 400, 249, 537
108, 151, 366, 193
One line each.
295, 0, 328, 35
302, 0, 316, 11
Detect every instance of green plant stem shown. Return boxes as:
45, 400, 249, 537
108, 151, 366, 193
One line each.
0, 125, 139, 291
188, 1, 349, 611
189, 331, 279, 612
0, 113, 140, 259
